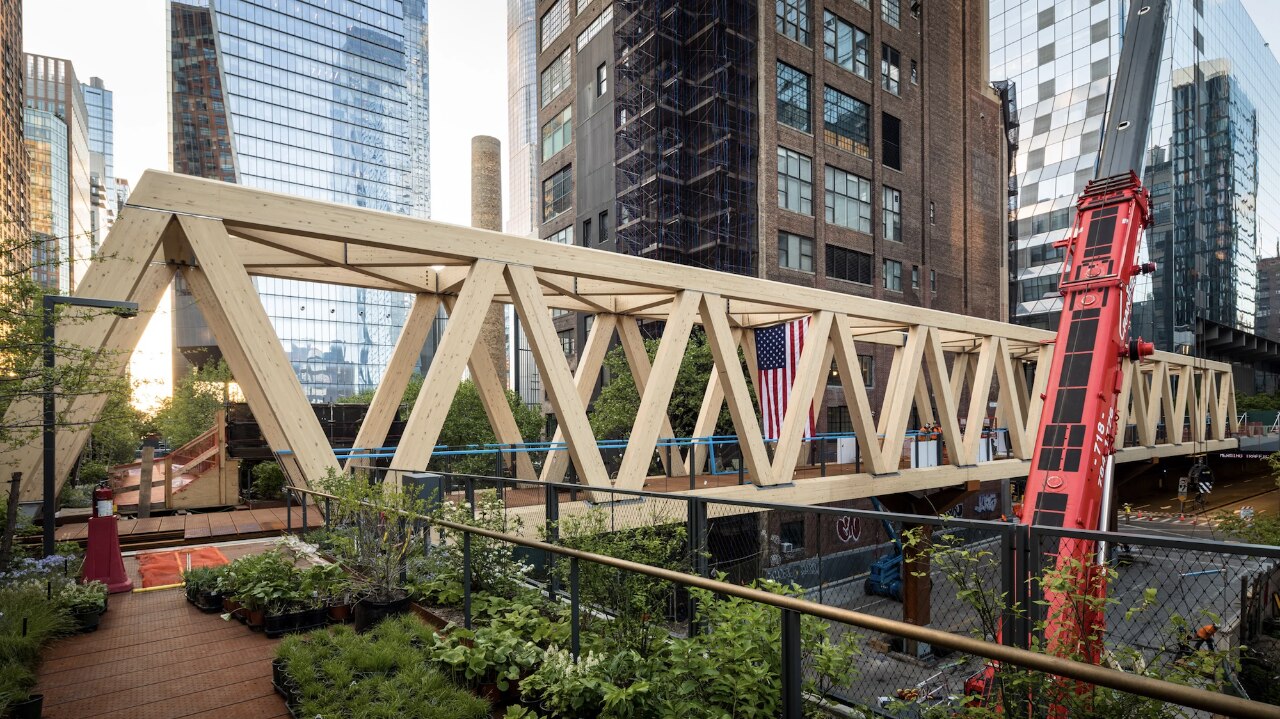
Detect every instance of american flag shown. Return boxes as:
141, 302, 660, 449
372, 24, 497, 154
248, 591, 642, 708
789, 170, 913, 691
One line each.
755, 317, 815, 440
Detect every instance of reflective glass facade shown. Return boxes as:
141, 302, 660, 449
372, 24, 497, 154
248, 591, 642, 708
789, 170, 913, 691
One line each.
993, 0, 1277, 354
506, 0, 543, 408
82, 78, 115, 252
168, 0, 432, 402
24, 108, 69, 292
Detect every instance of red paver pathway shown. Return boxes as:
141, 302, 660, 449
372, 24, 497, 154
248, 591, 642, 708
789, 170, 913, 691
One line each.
37, 587, 287, 719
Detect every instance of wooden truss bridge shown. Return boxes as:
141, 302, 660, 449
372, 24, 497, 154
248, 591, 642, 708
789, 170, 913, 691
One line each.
1, 171, 1238, 506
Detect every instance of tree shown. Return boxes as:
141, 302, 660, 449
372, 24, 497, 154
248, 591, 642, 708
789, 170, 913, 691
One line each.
588, 331, 738, 440
150, 360, 233, 448
339, 377, 544, 475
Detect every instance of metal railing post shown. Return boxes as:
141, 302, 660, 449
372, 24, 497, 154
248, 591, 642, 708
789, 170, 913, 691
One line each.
689, 442, 696, 491
820, 438, 827, 476
301, 493, 308, 536
855, 439, 861, 473
688, 497, 709, 636
666, 440, 672, 478
570, 556, 581, 661
324, 496, 331, 529
782, 609, 803, 719
286, 488, 293, 533
494, 448, 503, 478
463, 530, 473, 629
547, 481, 560, 600
465, 475, 476, 518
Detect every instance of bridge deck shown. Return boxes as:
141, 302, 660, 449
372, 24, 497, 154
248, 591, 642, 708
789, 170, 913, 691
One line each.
53, 506, 324, 548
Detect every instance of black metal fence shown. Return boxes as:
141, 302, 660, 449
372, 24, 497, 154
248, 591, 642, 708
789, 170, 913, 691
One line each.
286, 472, 1280, 716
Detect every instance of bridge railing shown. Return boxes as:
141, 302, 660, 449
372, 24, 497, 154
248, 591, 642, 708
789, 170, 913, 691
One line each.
300, 469, 1280, 711
284, 476, 1279, 717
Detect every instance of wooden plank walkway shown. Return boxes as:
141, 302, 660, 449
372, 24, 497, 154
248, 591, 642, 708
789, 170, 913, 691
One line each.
53, 504, 325, 548
37, 588, 287, 719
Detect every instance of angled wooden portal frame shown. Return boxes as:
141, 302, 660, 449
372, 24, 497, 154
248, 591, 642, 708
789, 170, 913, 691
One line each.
0, 171, 1239, 505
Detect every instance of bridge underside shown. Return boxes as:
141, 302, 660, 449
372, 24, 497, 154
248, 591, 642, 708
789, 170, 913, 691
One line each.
1, 171, 1237, 507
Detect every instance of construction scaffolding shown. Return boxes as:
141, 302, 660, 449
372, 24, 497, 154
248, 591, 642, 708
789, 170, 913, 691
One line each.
614, 0, 757, 276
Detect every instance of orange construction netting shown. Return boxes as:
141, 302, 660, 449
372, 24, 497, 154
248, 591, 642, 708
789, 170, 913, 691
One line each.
137, 547, 229, 588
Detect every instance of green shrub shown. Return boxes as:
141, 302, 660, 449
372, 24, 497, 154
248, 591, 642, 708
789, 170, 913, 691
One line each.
0, 583, 75, 714
250, 461, 286, 500
276, 615, 489, 719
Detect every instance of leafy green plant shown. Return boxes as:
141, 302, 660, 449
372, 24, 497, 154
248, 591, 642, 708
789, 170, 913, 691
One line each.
543, 504, 689, 655
417, 489, 528, 601
430, 621, 544, 691
275, 615, 489, 718
301, 562, 351, 608
182, 566, 220, 596
250, 461, 286, 500
222, 550, 302, 613
0, 583, 75, 714
59, 580, 107, 614
319, 469, 424, 603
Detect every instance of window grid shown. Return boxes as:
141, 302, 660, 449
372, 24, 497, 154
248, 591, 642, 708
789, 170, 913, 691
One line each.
776, 0, 811, 46
883, 259, 902, 291
823, 86, 870, 158
778, 231, 814, 272
596, 63, 608, 95
882, 0, 900, 28
541, 105, 572, 161
823, 11, 870, 80
881, 44, 900, 95
541, 0, 570, 51
826, 245, 873, 285
883, 186, 901, 242
776, 62, 811, 132
545, 226, 574, 244
540, 49, 571, 108
882, 112, 901, 170
543, 165, 573, 222
825, 165, 872, 234
777, 147, 813, 215
576, 4, 613, 49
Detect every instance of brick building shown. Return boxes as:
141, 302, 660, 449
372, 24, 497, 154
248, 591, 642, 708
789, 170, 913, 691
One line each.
535, 0, 1007, 429
0, 2, 25, 276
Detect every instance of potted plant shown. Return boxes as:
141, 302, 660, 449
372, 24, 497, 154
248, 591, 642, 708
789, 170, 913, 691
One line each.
301, 563, 349, 626
60, 581, 108, 633
183, 566, 224, 612
0, 663, 42, 719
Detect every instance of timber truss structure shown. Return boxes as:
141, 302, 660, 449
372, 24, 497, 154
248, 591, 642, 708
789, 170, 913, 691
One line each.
2, 171, 1238, 506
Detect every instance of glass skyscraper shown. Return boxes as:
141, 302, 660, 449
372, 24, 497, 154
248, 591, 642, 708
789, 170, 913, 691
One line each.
167, 0, 432, 402
82, 77, 115, 253
992, 0, 1278, 355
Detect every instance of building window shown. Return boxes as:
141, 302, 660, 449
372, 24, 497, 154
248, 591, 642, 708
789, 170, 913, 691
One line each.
578, 0, 591, 13
883, 259, 902, 292
883, 186, 901, 242
545, 226, 574, 244
929, 201, 935, 224
596, 63, 608, 95
776, 62, 811, 132
542, 165, 573, 222
881, 44, 900, 94
780, 519, 805, 552
558, 329, 575, 357
826, 245, 873, 284
778, 232, 814, 272
881, 112, 901, 169
930, 269, 937, 292
823, 86, 870, 158
576, 4, 613, 49
540, 49, 571, 108
911, 265, 920, 289
777, 147, 813, 216
911, 59, 918, 84
776, 0, 811, 47
599, 211, 608, 244
825, 166, 872, 234
582, 219, 591, 246
1021, 274, 1059, 300
541, 0, 570, 51
882, 0, 900, 28
541, 106, 572, 161
828, 405, 852, 432
823, 12, 870, 80
859, 354, 874, 387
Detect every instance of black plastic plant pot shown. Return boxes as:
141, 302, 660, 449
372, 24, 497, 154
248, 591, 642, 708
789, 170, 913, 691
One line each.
263, 612, 296, 637
304, 607, 327, 628
271, 658, 286, 689
195, 592, 223, 613
74, 608, 101, 633
352, 595, 410, 633
9, 693, 43, 719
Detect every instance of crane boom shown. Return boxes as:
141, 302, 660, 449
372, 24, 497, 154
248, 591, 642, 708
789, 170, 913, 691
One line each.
1018, 172, 1154, 659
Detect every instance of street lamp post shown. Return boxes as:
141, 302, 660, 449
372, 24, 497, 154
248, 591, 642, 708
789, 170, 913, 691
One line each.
43, 295, 138, 557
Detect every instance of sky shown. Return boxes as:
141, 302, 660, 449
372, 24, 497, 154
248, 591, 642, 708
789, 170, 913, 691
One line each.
21, 0, 510, 412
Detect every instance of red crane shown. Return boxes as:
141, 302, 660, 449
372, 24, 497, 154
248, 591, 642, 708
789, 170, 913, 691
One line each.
1018, 172, 1155, 659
